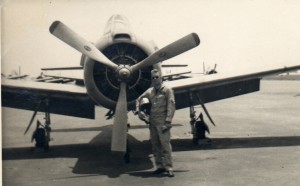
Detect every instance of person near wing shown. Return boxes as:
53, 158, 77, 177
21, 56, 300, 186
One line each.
136, 69, 176, 177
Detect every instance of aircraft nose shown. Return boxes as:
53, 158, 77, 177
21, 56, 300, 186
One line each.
117, 67, 131, 81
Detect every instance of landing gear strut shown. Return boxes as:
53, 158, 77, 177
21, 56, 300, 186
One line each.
25, 98, 52, 151
189, 92, 215, 145
189, 104, 198, 143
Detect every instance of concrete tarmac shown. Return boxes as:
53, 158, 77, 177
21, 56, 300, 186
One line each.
2, 80, 300, 186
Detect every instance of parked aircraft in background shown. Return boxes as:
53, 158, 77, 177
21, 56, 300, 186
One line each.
2, 67, 29, 80
2, 14, 300, 157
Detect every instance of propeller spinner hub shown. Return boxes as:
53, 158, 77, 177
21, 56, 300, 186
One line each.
117, 65, 132, 81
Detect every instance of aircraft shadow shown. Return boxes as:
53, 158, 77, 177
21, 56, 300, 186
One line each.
3, 125, 153, 178
51, 123, 183, 132
70, 125, 154, 178
3, 126, 300, 178
171, 136, 300, 151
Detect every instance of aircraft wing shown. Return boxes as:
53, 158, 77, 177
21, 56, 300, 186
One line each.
162, 70, 191, 81
36, 66, 84, 84
35, 74, 83, 84
41, 66, 84, 71
166, 65, 300, 109
2, 79, 95, 119
6, 75, 29, 80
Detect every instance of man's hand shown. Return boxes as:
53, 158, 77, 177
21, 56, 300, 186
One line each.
162, 121, 172, 133
138, 111, 144, 119
138, 111, 150, 124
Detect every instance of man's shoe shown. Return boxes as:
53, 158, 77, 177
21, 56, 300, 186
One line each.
152, 168, 166, 174
167, 170, 174, 177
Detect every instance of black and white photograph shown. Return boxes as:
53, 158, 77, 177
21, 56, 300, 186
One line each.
2, 0, 300, 185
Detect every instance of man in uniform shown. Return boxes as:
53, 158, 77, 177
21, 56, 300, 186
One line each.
136, 69, 176, 177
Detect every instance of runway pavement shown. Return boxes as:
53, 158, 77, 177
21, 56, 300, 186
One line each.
2, 80, 300, 186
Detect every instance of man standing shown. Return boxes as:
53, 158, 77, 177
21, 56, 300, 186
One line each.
136, 69, 176, 177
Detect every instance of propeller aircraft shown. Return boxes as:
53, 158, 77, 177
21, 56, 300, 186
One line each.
2, 14, 300, 156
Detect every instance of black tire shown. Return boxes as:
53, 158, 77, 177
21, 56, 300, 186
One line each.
33, 128, 46, 148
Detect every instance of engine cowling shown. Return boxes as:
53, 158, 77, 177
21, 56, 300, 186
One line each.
84, 38, 157, 110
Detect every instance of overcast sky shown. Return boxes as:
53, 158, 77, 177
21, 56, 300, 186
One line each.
1, 0, 300, 76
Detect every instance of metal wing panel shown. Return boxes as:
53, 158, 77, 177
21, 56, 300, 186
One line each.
172, 79, 260, 110
38, 67, 84, 83
166, 65, 300, 109
2, 80, 95, 119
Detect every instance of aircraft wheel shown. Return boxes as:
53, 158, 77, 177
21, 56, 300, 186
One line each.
124, 140, 131, 163
192, 137, 198, 145
33, 128, 49, 150
124, 152, 130, 163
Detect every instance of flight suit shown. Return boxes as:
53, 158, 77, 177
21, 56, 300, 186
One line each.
137, 84, 176, 170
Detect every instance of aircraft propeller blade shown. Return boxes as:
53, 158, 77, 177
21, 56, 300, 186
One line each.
111, 82, 128, 153
49, 21, 118, 70
195, 94, 216, 126
130, 33, 200, 72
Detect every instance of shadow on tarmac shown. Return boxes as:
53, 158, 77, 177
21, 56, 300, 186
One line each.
171, 136, 300, 151
50, 123, 183, 132
3, 125, 153, 178
3, 123, 300, 178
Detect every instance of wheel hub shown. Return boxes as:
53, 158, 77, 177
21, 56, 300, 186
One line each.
117, 65, 132, 82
